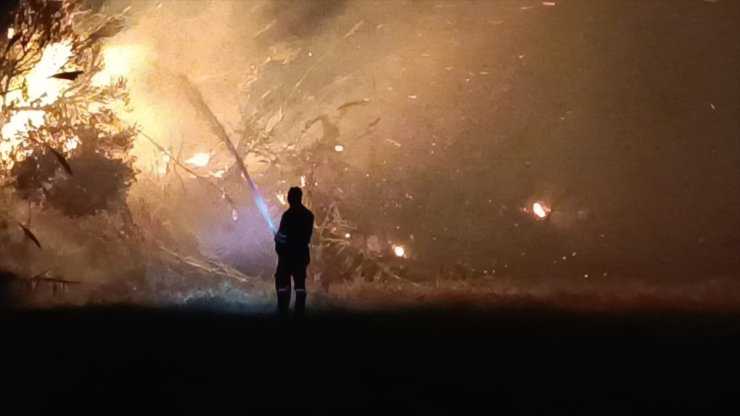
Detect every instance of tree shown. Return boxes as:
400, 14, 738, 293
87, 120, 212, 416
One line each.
1, 0, 135, 215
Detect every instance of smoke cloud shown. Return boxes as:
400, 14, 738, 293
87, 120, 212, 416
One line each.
2, 0, 739, 307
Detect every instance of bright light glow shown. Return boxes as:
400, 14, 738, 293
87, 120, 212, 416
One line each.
532, 201, 550, 219
344, 232, 351, 238
26, 41, 73, 104
2, 110, 45, 140
155, 154, 170, 176
185, 152, 210, 167
62, 137, 80, 153
1, 41, 75, 166
87, 102, 104, 113
92, 45, 142, 86
334, 144, 344, 152
7, 28, 15, 39
393, 244, 406, 258
300, 175, 306, 187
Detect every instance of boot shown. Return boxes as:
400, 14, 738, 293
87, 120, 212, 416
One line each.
277, 290, 291, 318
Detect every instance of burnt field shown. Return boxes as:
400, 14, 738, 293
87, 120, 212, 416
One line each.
2, 305, 739, 413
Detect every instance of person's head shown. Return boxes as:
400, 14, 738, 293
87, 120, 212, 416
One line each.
287, 187, 303, 206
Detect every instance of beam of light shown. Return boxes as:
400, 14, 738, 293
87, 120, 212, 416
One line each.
393, 244, 406, 258
251, 183, 277, 234
532, 201, 551, 219
185, 152, 210, 167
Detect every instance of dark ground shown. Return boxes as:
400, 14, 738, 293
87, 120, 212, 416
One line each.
1, 305, 739, 414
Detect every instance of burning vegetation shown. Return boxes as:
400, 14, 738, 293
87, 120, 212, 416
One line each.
0, 0, 138, 301
0, 0, 135, 209
0, 0, 422, 307
1, 0, 738, 310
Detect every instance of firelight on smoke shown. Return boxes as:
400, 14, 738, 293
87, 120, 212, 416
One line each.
91, 45, 142, 87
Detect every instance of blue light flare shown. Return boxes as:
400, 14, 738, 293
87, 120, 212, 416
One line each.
243, 174, 277, 235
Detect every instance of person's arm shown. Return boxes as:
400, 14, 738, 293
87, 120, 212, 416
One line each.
275, 213, 289, 249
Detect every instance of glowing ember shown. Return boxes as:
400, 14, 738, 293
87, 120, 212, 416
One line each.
532, 201, 551, 219
185, 152, 210, 167
393, 244, 406, 258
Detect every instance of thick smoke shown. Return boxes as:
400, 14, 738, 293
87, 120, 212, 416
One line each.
110, 1, 739, 275
2, 0, 739, 308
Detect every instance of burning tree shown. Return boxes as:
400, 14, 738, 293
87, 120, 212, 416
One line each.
0, 0, 141, 300
0, 0, 135, 216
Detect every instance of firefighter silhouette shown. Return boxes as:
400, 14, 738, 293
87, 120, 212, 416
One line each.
274, 187, 314, 317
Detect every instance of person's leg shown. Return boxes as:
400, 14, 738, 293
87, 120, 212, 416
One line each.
275, 258, 291, 317
293, 266, 307, 317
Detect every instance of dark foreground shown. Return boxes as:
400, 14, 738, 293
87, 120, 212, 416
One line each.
1, 305, 739, 414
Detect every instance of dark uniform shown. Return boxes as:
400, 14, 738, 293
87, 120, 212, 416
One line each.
274, 189, 314, 317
